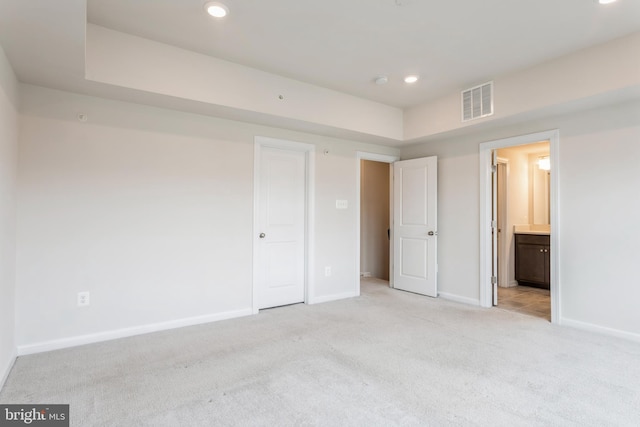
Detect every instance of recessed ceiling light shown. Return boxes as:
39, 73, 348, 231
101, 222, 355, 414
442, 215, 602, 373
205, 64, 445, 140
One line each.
597, 0, 617, 4
204, 2, 229, 18
404, 75, 419, 84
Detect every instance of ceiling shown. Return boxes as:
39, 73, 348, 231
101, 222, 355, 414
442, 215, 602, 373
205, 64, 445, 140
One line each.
86, 0, 640, 108
0, 0, 639, 142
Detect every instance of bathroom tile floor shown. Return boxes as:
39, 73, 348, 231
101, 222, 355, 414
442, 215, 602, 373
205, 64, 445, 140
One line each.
497, 285, 550, 321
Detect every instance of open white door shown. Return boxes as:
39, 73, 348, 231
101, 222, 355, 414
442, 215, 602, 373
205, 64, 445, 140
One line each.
393, 156, 437, 297
491, 150, 498, 306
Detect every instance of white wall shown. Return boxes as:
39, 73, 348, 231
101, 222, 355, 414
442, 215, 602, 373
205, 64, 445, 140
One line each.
86, 25, 403, 141
560, 112, 640, 337
0, 44, 18, 387
401, 100, 640, 339
16, 84, 399, 353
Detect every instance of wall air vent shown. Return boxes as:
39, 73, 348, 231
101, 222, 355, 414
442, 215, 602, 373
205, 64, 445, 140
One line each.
462, 81, 493, 122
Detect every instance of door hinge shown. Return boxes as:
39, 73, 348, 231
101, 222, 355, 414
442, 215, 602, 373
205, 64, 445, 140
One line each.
491, 276, 497, 285
491, 220, 497, 228
491, 164, 497, 173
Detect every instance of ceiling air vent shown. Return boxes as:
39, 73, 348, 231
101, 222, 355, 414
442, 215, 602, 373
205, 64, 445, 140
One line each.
462, 81, 493, 122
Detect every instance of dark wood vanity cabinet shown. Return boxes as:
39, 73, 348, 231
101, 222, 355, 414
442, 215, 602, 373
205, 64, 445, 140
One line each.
515, 233, 550, 289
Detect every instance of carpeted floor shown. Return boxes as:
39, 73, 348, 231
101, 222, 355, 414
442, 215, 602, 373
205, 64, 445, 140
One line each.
2, 278, 639, 426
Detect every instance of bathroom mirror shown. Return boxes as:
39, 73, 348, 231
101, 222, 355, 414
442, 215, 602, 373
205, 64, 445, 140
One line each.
531, 155, 550, 225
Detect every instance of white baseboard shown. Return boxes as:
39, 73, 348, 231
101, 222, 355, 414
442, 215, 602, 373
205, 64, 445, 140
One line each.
561, 317, 640, 343
17, 308, 253, 356
438, 292, 481, 307
1, 349, 17, 390
309, 291, 357, 305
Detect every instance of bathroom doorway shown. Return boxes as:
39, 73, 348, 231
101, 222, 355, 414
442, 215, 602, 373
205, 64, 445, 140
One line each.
479, 130, 559, 323
494, 142, 551, 320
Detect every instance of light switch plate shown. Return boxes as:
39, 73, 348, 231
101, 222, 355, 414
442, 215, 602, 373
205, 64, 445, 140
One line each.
336, 199, 348, 209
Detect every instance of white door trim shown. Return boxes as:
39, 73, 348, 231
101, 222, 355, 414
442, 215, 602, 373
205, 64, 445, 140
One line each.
479, 130, 560, 323
356, 152, 399, 295
253, 136, 315, 313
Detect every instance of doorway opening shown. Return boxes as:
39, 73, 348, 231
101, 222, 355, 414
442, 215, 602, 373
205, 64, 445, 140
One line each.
356, 153, 438, 298
479, 130, 559, 323
356, 153, 398, 295
360, 159, 391, 281
494, 142, 551, 321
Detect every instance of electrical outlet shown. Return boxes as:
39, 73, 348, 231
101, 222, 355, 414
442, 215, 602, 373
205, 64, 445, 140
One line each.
325, 266, 332, 277
77, 291, 90, 307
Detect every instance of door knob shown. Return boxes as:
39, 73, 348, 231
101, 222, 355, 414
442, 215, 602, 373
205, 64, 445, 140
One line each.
428, 231, 438, 236
259, 233, 266, 238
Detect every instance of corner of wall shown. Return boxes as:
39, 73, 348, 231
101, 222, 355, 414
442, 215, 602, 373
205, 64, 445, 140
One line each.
0, 44, 18, 108
0, 350, 17, 390
0, 42, 19, 392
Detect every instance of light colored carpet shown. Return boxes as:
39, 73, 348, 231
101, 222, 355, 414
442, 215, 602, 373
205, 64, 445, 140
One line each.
2, 278, 639, 426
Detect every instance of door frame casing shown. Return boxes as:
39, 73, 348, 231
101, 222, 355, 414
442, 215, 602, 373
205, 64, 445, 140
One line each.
253, 136, 316, 314
356, 152, 399, 295
479, 130, 560, 323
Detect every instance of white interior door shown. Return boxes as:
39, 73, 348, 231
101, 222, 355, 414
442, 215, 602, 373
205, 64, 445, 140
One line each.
491, 151, 498, 305
393, 156, 437, 297
255, 146, 306, 309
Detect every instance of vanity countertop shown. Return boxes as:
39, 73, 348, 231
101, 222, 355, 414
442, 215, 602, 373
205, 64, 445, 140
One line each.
513, 224, 550, 235
514, 230, 550, 235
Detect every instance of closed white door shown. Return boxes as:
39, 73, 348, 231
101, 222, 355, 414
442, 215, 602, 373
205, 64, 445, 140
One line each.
255, 146, 306, 309
393, 156, 438, 297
